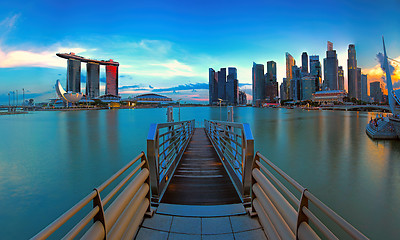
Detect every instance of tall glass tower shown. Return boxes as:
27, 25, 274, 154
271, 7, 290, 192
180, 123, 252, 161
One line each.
301, 52, 308, 74
347, 44, 358, 99
286, 53, 296, 99
323, 41, 338, 90
252, 62, 265, 106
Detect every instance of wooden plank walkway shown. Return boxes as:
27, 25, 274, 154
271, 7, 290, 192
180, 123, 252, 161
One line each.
161, 128, 241, 205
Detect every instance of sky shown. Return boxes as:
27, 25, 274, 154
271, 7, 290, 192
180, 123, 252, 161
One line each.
0, 0, 399, 104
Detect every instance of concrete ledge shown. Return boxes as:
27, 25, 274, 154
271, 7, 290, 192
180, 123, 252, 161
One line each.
156, 203, 246, 217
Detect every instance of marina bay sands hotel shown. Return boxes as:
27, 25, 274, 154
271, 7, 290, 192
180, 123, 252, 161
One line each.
56, 53, 119, 98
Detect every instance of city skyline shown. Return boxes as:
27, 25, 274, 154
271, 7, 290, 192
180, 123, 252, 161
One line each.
0, 0, 399, 104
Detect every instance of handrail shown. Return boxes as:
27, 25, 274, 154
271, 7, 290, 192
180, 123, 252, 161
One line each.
32, 152, 151, 240
204, 119, 254, 203
147, 119, 195, 203
251, 151, 369, 240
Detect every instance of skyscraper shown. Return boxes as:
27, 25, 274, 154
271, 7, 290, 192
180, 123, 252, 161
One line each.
218, 68, 226, 100
309, 55, 322, 91
86, 62, 100, 98
252, 62, 265, 106
361, 74, 368, 102
280, 79, 287, 101
347, 44, 358, 99
226, 67, 238, 105
265, 61, 278, 102
370, 81, 383, 103
286, 53, 296, 99
301, 76, 316, 100
301, 52, 308, 74
357, 68, 362, 100
291, 65, 302, 100
323, 41, 338, 90
327, 41, 333, 51
106, 65, 118, 96
239, 91, 247, 105
67, 59, 81, 93
208, 68, 218, 105
266, 61, 277, 82
338, 66, 344, 90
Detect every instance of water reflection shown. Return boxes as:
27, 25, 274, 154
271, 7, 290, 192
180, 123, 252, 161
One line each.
0, 108, 400, 239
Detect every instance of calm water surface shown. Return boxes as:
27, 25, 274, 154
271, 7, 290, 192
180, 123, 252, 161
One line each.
0, 107, 399, 239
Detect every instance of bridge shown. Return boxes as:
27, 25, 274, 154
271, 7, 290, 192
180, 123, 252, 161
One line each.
32, 119, 369, 240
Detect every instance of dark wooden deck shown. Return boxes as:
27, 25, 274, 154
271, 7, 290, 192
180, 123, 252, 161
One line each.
161, 128, 241, 205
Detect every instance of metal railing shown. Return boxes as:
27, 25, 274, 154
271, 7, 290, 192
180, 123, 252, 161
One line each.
32, 152, 151, 240
147, 119, 195, 203
251, 152, 369, 240
204, 119, 254, 203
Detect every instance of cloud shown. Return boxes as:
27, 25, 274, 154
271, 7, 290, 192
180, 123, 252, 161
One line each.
0, 14, 20, 29
131, 40, 172, 55
152, 83, 208, 92
0, 46, 87, 68
363, 55, 400, 94
118, 84, 140, 90
0, 14, 20, 41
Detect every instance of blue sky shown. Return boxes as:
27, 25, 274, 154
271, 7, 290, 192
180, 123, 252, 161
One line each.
0, 0, 399, 103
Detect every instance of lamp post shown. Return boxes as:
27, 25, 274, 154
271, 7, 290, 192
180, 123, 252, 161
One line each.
22, 88, 25, 109
218, 98, 223, 121
8, 92, 10, 112
177, 98, 182, 122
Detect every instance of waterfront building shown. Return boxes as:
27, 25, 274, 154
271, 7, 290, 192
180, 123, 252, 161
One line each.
309, 55, 322, 92
347, 44, 358, 99
361, 74, 368, 102
357, 68, 362, 100
265, 61, 278, 102
338, 66, 344, 90
106, 64, 118, 96
208, 68, 218, 105
323, 41, 338, 90
370, 81, 383, 103
280, 78, 287, 100
301, 52, 308, 74
218, 68, 227, 101
226, 67, 238, 105
312, 90, 347, 104
252, 62, 265, 106
239, 90, 247, 105
286, 53, 296, 99
301, 76, 316, 100
67, 59, 81, 93
86, 62, 100, 98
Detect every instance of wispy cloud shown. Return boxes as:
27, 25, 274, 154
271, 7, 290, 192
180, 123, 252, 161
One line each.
152, 83, 208, 92
0, 14, 20, 42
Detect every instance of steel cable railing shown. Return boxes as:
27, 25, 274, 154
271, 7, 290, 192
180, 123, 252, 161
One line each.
204, 119, 254, 203
147, 119, 195, 203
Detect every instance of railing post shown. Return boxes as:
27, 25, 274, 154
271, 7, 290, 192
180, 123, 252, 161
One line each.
93, 188, 107, 239
147, 123, 160, 204
250, 152, 260, 215
141, 152, 153, 216
242, 123, 254, 203
296, 189, 309, 239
